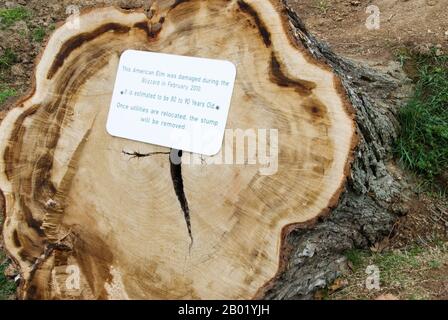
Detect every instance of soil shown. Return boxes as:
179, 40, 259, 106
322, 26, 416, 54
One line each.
423, 264, 448, 299
391, 193, 448, 248
289, 0, 448, 64
1, 0, 448, 108
0, 0, 125, 117
386, 163, 448, 249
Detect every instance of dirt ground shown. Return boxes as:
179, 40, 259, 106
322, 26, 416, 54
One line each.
290, 0, 448, 64
0, 0, 447, 300
1, 0, 447, 106
291, 0, 448, 299
0, 0, 447, 101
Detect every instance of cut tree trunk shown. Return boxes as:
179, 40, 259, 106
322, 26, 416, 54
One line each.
0, 0, 405, 300
261, 1, 407, 299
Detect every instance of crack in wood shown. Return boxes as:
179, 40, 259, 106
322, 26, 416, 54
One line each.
237, 0, 271, 47
169, 149, 193, 248
121, 150, 170, 159
122, 148, 193, 246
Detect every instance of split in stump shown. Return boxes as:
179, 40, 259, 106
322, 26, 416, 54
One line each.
0, 0, 356, 299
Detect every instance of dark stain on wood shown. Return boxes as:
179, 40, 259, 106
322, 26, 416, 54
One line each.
33, 154, 56, 199
47, 23, 131, 79
237, 0, 271, 47
13, 229, 21, 247
4, 50, 114, 297
19, 198, 44, 237
4, 104, 39, 180
26, 285, 38, 299
133, 21, 163, 39
270, 53, 316, 96
301, 96, 329, 124
72, 228, 114, 299
171, 0, 191, 11
18, 247, 36, 264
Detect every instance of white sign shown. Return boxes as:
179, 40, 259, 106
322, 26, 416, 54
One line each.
106, 50, 237, 156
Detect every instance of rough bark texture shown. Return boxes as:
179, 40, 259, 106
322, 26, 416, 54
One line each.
262, 1, 408, 299
0, 0, 357, 299
0, 0, 409, 300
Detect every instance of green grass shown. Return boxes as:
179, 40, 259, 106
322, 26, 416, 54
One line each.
0, 7, 49, 43
371, 246, 423, 283
0, 49, 18, 106
0, 7, 30, 28
313, 0, 329, 14
333, 242, 448, 299
428, 259, 441, 269
0, 49, 17, 70
346, 245, 423, 283
0, 250, 16, 300
0, 88, 17, 105
32, 26, 46, 42
346, 249, 369, 270
395, 51, 448, 192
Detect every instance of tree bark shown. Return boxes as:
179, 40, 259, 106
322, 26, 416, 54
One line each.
261, 1, 409, 299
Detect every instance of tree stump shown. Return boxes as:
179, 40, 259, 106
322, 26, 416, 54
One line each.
0, 0, 362, 299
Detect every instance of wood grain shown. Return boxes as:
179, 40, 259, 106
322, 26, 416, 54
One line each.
0, 0, 356, 299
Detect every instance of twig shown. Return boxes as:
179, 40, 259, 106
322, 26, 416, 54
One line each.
122, 150, 170, 159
